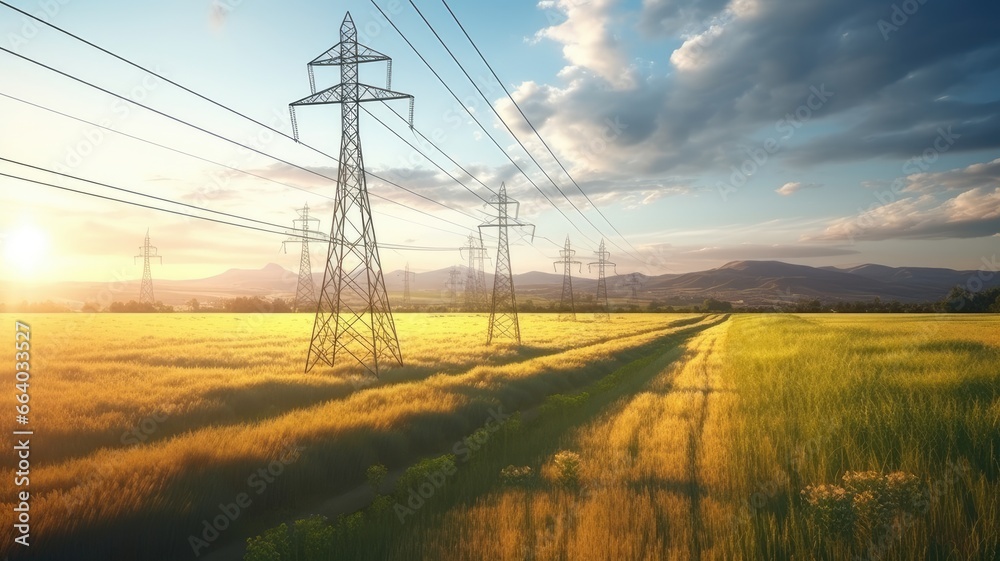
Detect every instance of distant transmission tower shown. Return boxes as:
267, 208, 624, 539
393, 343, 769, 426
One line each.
446, 266, 463, 305
460, 234, 488, 311
480, 183, 534, 344
134, 229, 162, 305
553, 236, 582, 321
289, 12, 414, 376
588, 239, 616, 321
282, 204, 322, 312
623, 273, 643, 308
402, 263, 415, 307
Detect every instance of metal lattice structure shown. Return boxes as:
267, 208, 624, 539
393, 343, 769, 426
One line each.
402, 263, 415, 307
446, 266, 463, 305
480, 183, 534, 345
460, 233, 489, 311
623, 272, 643, 308
134, 229, 162, 305
289, 13, 414, 376
588, 239, 616, 321
282, 204, 322, 312
553, 236, 582, 321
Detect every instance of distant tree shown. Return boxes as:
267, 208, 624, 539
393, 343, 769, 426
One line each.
943, 285, 1000, 313
702, 298, 733, 312
187, 298, 200, 312
793, 299, 823, 313
81, 302, 101, 313
271, 298, 292, 313
109, 300, 156, 313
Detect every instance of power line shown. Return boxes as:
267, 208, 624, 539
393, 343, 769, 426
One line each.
405, 0, 608, 247
371, 103, 561, 251
0, 0, 477, 225
439, 0, 644, 260
0, 20, 484, 231
0, 90, 483, 237
0, 54, 483, 236
379, 101, 496, 194
0, 169, 460, 252
0, 156, 291, 231
360, 104, 492, 205
0, 91, 311, 198
0, 2, 566, 257
367, 0, 594, 245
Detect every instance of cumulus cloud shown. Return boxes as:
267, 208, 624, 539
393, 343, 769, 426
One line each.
808, 159, 1000, 241
775, 182, 822, 196
903, 157, 1000, 193
503, 0, 1000, 184
534, 0, 636, 89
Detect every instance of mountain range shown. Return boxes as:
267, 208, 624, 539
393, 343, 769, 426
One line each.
2, 260, 996, 309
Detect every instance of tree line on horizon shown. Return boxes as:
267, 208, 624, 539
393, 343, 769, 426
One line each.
2, 286, 998, 314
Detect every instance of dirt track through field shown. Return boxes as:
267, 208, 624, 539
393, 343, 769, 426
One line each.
192, 315, 728, 561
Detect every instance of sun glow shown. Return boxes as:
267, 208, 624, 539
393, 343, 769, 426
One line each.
2, 223, 50, 280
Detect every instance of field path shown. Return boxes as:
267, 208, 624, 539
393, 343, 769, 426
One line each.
675, 321, 728, 561
189, 315, 728, 561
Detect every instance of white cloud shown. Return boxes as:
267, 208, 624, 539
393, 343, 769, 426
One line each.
903, 157, 1000, 193
775, 181, 822, 196
534, 0, 636, 89
513, 0, 1000, 182
809, 186, 1000, 242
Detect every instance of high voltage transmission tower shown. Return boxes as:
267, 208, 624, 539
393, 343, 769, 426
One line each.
480, 183, 534, 345
134, 229, 162, 305
588, 239, 616, 321
623, 272, 643, 308
460, 233, 488, 311
446, 266, 463, 305
282, 204, 323, 312
401, 263, 415, 307
553, 236, 581, 321
289, 12, 414, 376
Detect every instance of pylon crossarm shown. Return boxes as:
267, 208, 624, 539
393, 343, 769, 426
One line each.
291, 83, 413, 107
310, 43, 391, 66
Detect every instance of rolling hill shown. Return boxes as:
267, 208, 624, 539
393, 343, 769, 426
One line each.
2, 260, 995, 309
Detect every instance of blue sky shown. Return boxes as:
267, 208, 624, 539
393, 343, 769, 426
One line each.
1, 0, 998, 284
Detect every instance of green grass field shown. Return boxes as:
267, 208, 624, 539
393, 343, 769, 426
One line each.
2, 313, 997, 560
242, 314, 1000, 561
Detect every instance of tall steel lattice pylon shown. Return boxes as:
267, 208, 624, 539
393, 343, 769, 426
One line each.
446, 266, 463, 305
289, 12, 414, 376
402, 263, 415, 307
282, 204, 323, 312
553, 236, 582, 321
480, 183, 534, 345
134, 229, 162, 305
460, 234, 488, 311
623, 272, 643, 307
588, 239, 616, 321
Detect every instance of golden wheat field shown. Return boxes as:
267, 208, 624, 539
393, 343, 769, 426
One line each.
2, 313, 998, 561
0, 312, 715, 560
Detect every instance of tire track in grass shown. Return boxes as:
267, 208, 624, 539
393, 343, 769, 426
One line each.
20, 316, 725, 561
200, 316, 728, 561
